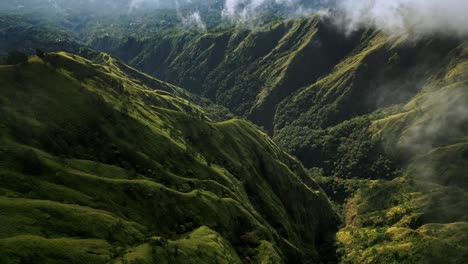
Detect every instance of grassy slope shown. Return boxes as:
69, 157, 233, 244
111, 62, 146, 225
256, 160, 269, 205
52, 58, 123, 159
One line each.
88, 18, 468, 262
310, 40, 468, 262
3, 14, 467, 262
0, 53, 336, 263
74, 18, 468, 262
88, 17, 361, 131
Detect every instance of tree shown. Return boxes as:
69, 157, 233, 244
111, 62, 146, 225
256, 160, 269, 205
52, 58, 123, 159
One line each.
18, 149, 44, 175
36, 48, 45, 59
6, 51, 28, 65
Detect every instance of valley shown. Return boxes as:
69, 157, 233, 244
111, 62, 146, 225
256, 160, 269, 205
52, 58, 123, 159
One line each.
0, 2, 467, 263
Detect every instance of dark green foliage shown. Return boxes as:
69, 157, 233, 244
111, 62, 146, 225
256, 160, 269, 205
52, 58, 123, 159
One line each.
313, 174, 368, 205
0, 15, 82, 57
0, 11, 467, 263
0, 52, 335, 264
202, 104, 234, 122
5, 51, 28, 65
86, 17, 362, 131
240, 231, 260, 247
35, 48, 45, 59
15, 149, 44, 175
275, 116, 396, 179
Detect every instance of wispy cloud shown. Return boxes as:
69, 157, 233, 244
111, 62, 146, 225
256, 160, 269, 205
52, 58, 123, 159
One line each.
222, 0, 331, 23
181, 11, 207, 32
8, 0, 468, 37
335, 0, 468, 36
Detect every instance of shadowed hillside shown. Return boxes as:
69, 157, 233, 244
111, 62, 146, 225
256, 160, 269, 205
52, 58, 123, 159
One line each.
85, 16, 467, 180
87, 17, 362, 131
0, 52, 337, 263
1, 9, 468, 263
85, 16, 468, 263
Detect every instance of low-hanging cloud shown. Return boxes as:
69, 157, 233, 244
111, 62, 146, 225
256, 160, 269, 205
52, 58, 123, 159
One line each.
6, 0, 468, 37
221, 0, 468, 36
222, 0, 332, 23
181, 11, 207, 32
335, 0, 468, 36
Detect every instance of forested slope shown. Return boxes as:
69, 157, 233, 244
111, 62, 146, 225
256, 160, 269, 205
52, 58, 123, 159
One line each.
0, 52, 336, 263
1, 12, 467, 263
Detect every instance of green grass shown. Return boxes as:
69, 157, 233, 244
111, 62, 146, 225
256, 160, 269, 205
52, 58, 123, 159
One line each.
337, 223, 468, 264
0, 52, 335, 263
86, 17, 359, 131
3, 14, 468, 263
119, 226, 244, 264
0, 236, 112, 264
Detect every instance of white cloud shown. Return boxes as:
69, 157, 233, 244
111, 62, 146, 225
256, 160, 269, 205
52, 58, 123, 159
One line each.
11, 0, 468, 37
182, 11, 207, 32
336, 0, 468, 36
221, 0, 326, 24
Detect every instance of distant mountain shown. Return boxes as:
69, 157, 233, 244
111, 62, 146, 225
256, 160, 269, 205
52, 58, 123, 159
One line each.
0, 0, 182, 15
0, 0, 331, 18
0, 15, 82, 59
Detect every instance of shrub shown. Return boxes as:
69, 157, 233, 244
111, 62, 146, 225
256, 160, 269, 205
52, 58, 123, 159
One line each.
17, 149, 44, 175
148, 237, 168, 247
240, 231, 260, 247
6, 51, 28, 65
36, 49, 45, 59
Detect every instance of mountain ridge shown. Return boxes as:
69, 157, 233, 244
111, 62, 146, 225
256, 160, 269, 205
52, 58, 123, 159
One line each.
1, 11, 467, 263
0, 51, 337, 263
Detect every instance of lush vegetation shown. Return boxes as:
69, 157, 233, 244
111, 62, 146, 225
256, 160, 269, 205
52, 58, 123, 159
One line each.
83, 17, 361, 131
0, 53, 336, 263
0, 15, 81, 58
1, 10, 467, 263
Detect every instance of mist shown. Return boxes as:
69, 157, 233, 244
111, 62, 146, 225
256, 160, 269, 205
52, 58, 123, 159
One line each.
222, 0, 332, 23
335, 0, 468, 37
1, 0, 330, 19
0, 0, 196, 15
3, 1, 468, 37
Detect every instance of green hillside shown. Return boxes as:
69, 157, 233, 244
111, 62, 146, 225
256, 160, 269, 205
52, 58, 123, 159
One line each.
87, 17, 362, 131
1, 11, 468, 263
302, 38, 468, 263
86, 18, 468, 263
274, 31, 468, 262
0, 52, 337, 263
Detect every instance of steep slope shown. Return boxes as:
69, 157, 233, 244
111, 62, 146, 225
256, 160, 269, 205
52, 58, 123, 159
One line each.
88, 17, 362, 131
83, 18, 468, 263
274, 33, 465, 176
0, 52, 336, 263
3, 12, 468, 263
309, 40, 468, 262
86, 16, 467, 181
